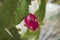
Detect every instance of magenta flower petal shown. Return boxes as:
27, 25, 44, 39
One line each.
24, 13, 39, 31
32, 21, 38, 30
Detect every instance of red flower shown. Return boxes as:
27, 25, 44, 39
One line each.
24, 13, 39, 31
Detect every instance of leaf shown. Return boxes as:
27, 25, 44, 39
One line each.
8, 27, 22, 40
17, 0, 29, 24
21, 29, 40, 40
0, 0, 29, 40
0, 0, 21, 40
0, 27, 21, 40
35, 0, 46, 23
